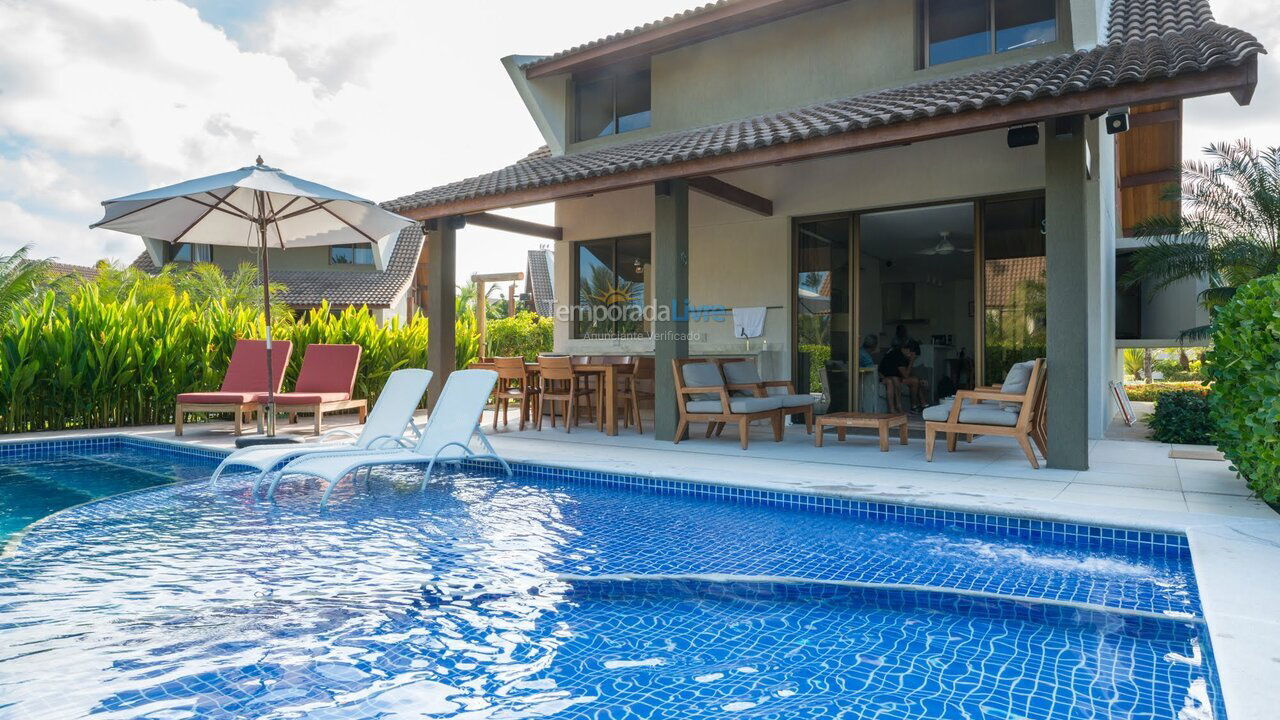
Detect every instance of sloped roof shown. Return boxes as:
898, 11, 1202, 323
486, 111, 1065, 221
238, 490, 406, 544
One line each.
44, 262, 101, 282
517, 1, 737, 71
525, 248, 555, 316
131, 225, 423, 310
385, 0, 1262, 216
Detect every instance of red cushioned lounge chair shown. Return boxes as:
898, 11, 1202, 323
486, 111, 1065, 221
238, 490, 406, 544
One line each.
263, 343, 366, 436
175, 339, 293, 436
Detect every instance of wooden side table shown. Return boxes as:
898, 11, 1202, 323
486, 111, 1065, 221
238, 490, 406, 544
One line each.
815, 412, 909, 452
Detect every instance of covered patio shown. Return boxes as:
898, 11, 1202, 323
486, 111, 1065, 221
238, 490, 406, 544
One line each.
387, 39, 1259, 472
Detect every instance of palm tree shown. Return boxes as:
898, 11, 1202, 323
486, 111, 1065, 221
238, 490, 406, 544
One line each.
1125, 140, 1280, 338
173, 262, 290, 317
0, 245, 53, 322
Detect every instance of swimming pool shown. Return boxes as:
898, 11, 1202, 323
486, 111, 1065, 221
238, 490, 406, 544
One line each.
0, 437, 1223, 719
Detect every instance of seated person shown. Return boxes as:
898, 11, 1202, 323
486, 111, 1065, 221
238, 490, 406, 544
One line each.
878, 341, 925, 414
859, 335, 878, 369
890, 323, 915, 350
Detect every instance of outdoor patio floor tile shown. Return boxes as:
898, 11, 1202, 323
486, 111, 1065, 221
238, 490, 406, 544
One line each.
1070, 470, 1182, 492
1054, 483, 1189, 513
1183, 493, 1277, 519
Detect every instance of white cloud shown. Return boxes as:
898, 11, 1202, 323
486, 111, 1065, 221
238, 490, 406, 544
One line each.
1182, 0, 1280, 157
0, 0, 693, 277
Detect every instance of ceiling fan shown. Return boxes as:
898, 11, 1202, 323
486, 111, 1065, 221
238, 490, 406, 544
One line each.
915, 231, 973, 256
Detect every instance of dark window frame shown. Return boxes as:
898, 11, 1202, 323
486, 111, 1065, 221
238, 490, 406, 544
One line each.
328, 243, 375, 266
571, 234, 652, 339
571, 62, 652, 143
917, 0, 1058, 68
166, 242, 210, 263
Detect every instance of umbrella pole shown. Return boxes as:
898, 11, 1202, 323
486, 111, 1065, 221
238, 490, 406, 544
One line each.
257, 190, 276, 437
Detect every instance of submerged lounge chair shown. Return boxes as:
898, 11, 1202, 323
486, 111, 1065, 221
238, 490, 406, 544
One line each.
175, 339, 292, 436
266, 343, 366, 435
269, 369, 511, 506
209, 368, 432, 492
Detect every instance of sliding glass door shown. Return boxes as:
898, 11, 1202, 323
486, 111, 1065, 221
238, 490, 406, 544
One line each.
794, 216, 852, 412
980, 196, 1047, 384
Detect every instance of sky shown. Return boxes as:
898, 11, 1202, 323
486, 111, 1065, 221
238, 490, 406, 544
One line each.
0, 0, 1276, 284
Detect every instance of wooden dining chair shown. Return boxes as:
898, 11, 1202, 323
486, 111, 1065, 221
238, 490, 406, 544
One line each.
621, 356, 655, 434
537, 355, 597, 432
492, 356, 538, 431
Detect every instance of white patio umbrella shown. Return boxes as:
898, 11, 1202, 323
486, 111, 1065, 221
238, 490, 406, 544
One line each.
91, 157, 414, 438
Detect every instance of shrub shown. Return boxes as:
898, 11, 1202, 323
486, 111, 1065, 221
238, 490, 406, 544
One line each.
0, 290, 472, 434
486, 312, 553, 360
798, 344, 831, 393
1204, 275, 1280, 501
1123, 382, 1209, 403
1147, 390, 1214, 444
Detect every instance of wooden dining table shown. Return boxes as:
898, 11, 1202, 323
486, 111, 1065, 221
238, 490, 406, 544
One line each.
469, 359, 636, 436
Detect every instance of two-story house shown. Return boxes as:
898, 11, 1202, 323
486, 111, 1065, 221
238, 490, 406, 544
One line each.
132, 226, 425, 324
385, 0, 1263, 470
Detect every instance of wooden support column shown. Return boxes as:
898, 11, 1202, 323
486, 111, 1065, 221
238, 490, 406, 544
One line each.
654, 179, 690, 442
474, 279, 486, 359
1045, 117, 1091, 470
426, 218, 458, 410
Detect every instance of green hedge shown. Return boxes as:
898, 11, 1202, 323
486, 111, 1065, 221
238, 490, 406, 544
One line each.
1205, 276, 1280, 501
486, 312, 554, 360
1147, 390, 1214, 444
1122, 382, 1210, 403
0, 289, 471, 434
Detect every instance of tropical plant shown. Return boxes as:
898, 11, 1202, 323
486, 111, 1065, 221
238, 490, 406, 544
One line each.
0, 245, 53, 322
486, 311, 554, 360
173, 262, 291, 318
0, 288, 474, 434
1125, 140, 1280, 339
1204, 275, 1280, 501
92, 263, 178, 306
1147, 390, 1213, 445
1122, 382, 1208, 403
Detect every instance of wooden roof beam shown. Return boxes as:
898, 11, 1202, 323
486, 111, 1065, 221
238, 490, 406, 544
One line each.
688, 175, 773, 216
464, 211, 563, 240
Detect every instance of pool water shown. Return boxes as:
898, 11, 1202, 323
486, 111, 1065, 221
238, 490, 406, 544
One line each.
0, 441, 1222, 719
0, 443, 218, 541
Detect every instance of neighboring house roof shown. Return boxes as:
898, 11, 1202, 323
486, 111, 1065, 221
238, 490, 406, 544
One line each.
525, 249, 555, 316
43, 262, 100, 282
985, 256, 1047, 309
385, 0, 1262, 217
131, 226, 423, 310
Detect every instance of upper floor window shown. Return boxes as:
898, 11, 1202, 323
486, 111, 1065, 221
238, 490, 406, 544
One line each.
573, 64, 651, 142
329, 243, 374, 266
921, 0, 1057, 67
167, 243, 210, 263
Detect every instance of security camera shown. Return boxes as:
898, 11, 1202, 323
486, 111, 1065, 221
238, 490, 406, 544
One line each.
1105, 107, 1130, 135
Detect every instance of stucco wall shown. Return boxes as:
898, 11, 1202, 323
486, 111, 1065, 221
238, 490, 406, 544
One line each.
559, 0, 1080, 156
553, 129, 1048, 382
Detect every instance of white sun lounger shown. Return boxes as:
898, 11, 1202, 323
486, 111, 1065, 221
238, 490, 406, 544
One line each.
269, 369, 512, 506
209, 368, 433, 493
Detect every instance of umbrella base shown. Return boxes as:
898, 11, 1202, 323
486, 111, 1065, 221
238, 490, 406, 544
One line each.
235, 436, 304, 449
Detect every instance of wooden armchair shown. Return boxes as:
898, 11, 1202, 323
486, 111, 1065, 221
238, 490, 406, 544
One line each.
923, 358, 1048, 468
672, 358, 785, 450
715, 357, 816, 434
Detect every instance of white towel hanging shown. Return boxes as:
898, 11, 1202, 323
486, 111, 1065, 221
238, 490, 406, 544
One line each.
732, 307, 767, 339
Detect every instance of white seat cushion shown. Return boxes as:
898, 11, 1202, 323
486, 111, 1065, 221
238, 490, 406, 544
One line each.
922, 403, 953, 422
957, 406, 1019, 427
999, 361, 1036, 410
772, 392, 816, 408
686, 396, 784, 414
681, 362, 724, 400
